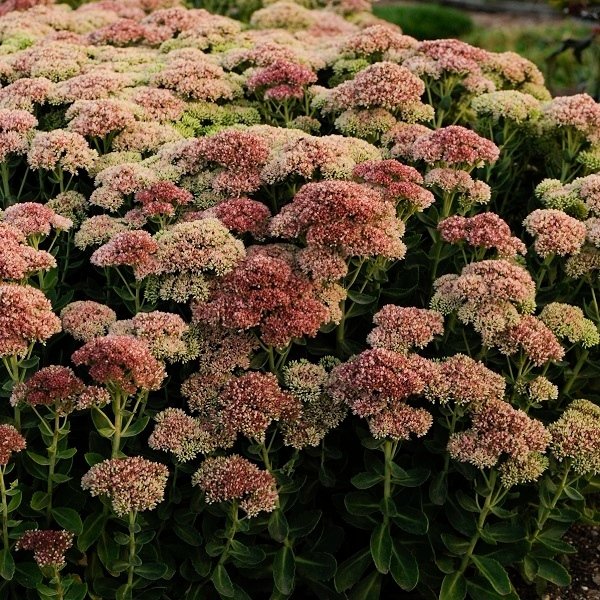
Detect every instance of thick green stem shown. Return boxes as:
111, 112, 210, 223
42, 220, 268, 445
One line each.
530, 462, 571, 544
46, 413, 61, 526
219, 502, 239, 565
563, 349, 589, 397
127, 511, 137, 588
383, 440, 393, 524
0, 468, 9, 551
112, 392, 124, 458
457, 470, 499, 576
53, 566, 64, 600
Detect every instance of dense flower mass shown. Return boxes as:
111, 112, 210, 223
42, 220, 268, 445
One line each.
0, 424, 26, 465
81, 457, 169, 516
71, 335, 166, 394
523, 209, 587, 258
16, 530, 73, 569
192, 455, 278, 517
0, 284, 61, 357
60, 301, 117, 342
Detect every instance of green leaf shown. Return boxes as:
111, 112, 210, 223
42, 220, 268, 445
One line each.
30, 491, 50, 511
273, 546, 295, 595
91, 409, 115, 438
7, 489, 21, 513
390, 541, 418, 591
536, 534, 576, 554
211, 564, 235, 598
390, 467, 430, 487
268, 509, 289, 543
429, 471, 448, 505
121, 416, 150, 438
347, 291, 376, 305
441, 534, 471, 555
78, 512, 106, 552
229, 540, 265, 566
173, 523, 203, 547
563, 486, 584, 502
0, 549, 15, 581
134, 562, 169, 580
295, 552, 336, 582
471, 555, 511, 595
14, 562, 42, 589
288, 510, 321, 539
440, 572, 467, 600
467, 577, 518, 600
27, 451, 50, 466
64, 581, 88, 600
334, 548, 371, 593
84, 453, 105, 466
115, 583, 132, 600
345, 492, 379, 516
535, 558, 571, 587
370, 523, 392, 574
351, 472, 383, 489
51, 508, 83, 535
349, 571, 381, 600
392, 507, 429, 535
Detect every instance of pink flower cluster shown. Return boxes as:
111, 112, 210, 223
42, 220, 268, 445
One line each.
247, 59, 317, 101
60, 301, 117, 342
71, 334, 166, 394
0, 222, 56, 280
366, 305, 444, 353
16, 530, 73, 569
0, 283, 61, 357
438, 213, 526, 257
148, 407, 207, 462
135, 181, 192, 218
523, 209, 586, 258
193, 244, 341, 347
11, 365, 109, 414
0, 424, 26, 465
192, 454, 278, 517
3, 202, 72, 237
270, 180, 406, 260
81, 456, 169, 516
0, 108, 37, 162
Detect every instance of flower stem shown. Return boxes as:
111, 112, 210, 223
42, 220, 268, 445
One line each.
127, 510, 137, 588
563, 348, 589, 397
46, 413, 61, 526
219, 502, 239, 565
112, 391, 124, 458
0, 467, 9, 551
53, 566, 64, 600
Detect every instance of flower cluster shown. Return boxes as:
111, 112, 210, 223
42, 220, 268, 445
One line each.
81, 456, 169, 516
0, 424, 26, 465
16, 530, 73, 569
192, 455, 278, 517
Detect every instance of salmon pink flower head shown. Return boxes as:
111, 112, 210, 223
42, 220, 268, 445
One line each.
494, 315, 565, 367
411, 125, 500, 169
131, 87, 186, 122
192, 455, 277, 517
200, 197, 271, 239
0, 108, 38, 162
81, 457, 169, 516
438, 213, 526, 258
0, 78, 54, 112
51, 70, 130, 103
3, 202, 72, 238
328, 348, 435, 440
0, 283, 61, 358
91, 230, 159, 280
71, 334, 166, 395
425, 354, 506, 409
66, 99, 137, 139
148, 408, 208, 462
367, 305, 444, 353
382, 122, 432, 160
342, 24, 417, 59
247, 59, 317, 101
424, 169, 492, 208
549, 399, 600, 476
11, 365, 109, 415
0, 424, 26, 465
109, 310, 194, 363
448, 398, 550, 469
542, 93, 600, 144
219, 372, 300, 443
323, 61, 430, 122
134, 181, 192, 218
16, 530, 73, 569
353, 159, 435, 212
270, 180, 406, 260
0, 222, 56, 280
27, 129, 98, 175
192, 244, 342, 347
419, 38, 489, 75
523, 209, 586, 258
60, 301, 117, 342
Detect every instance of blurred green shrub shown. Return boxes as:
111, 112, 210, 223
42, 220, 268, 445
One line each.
372, 2, 474, 39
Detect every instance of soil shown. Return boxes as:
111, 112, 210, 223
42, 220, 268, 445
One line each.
517, 524, 600, 599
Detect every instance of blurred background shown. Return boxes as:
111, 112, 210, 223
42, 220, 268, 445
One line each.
371, 0, 600, 98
